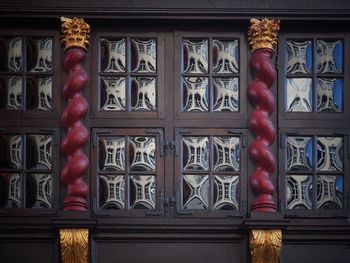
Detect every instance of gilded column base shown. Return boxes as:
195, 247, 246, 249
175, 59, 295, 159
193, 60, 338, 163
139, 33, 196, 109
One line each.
60, 228, 89, 263
250, 229, 282, 263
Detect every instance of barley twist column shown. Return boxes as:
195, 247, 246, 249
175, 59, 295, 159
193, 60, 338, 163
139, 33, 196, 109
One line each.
60, 17, 90, 211
247, 18, 280, 212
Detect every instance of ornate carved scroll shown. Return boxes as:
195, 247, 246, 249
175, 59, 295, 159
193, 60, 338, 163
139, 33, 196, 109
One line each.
250, 229, 282, 263
60, 228, 89, 263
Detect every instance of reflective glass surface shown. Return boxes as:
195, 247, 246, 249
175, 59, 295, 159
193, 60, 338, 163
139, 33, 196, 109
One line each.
183, 137, 209, 171
286, 175, 313, 210
183, 77, 209, 112
286, 78, 312, 112
99, 137, 126, 172
183, 39, 208, 74
183, 174, 209, 210
130, 175, 156, 209
213, 175, 239, 210
213, 77, 239, 112
99, 175, 125, 209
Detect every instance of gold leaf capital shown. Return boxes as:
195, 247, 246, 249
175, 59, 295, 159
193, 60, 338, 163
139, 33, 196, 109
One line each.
60, 17, 90, 51
250, 229, 282, 263
248, 18, 280, 52
60, 228, 89, 263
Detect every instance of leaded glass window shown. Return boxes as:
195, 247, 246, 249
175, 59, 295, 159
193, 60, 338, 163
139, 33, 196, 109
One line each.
0, 35, 55, 112
0, 131, 56, 210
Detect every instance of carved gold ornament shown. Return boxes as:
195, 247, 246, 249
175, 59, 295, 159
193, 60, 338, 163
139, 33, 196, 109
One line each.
60, 228, 89, 263
250, 229, 282, 263
248, 18, 280, 52
61, 17, 90, 51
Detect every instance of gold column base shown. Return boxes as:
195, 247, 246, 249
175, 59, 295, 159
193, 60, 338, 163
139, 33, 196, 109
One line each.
250, 229, 282, 263
60, 228, 89, 263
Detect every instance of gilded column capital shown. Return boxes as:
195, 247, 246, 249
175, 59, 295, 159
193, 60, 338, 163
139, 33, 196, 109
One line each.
250, 229, 282, 263
60, 17, 90, 51
248, 18, 280, 52
60, 228, 89, 263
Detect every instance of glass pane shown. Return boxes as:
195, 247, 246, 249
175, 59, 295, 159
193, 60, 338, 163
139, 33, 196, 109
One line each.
26, 173, 52, 208
286, 175, 312, 210
316, 175, 343, 210
317, 137, 343, 171
183, 39, 208, 73
183, 174, 209, 210
0, 75, 23, 110
286, 78, 312, 112
183, 137, 209, 171
27, 38, 53, 72
213, 39, 239, 73
99, 137, 125, 172
100, 38, 126, 73
130, 175, 155, 209
131, 77, 156, 111
100, 76, 126, 111
213, 175, 239, 210
131, 39, 156, 73
287, 136, 313, 171
26, 134, 52, 170
99, 175, 125, 209
26, 76, 53, 111
213, 77, 239, 112
0, 173, 21, 208
0, 36, 23, 72
183, 77, 209, 112
213, 137, 240, 171
0, 134, 22, 169
317, 78, 342, 112
317, 40, 343, 74
130, 137, 156, 172
286, 40, 312, 74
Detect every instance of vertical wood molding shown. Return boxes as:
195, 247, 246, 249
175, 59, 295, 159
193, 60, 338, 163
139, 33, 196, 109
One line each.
60, 17, 90, 211
250, 229, 282, 263
247, 18, 280, 212
60, 228, 89, 263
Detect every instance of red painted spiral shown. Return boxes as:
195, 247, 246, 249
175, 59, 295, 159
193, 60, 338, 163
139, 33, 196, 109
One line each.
60, 48, 89, 211
248, 48, 277, 212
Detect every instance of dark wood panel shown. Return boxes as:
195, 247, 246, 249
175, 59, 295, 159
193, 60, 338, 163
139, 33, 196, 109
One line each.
280, 244, 350, 263
94, 241, 244, 263
0, 241, 58, 263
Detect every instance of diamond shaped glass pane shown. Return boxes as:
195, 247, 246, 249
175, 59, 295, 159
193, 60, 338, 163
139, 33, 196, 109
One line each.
99, 175, 125, 209
213, 175, 239, 210
213, 39, 239, 73
286, 40, 312, 74
26, 173, 52, 208
286, 78, 312, 112
100, 76, 126, 111
0, 134, 22, 169
317, 40, 343, 74
183, 137, 209, 171
317, 78, 342, 112
317, 137, 343, 171
26, 135, 52, 170
0, 173, 21, 208
287, 136, 313, 171
26, 76, 53, 111
183, 77, 209, 112
130, 175, 155, 209
183, 39, 208, 73
130, 137, 156, 172
99, 137, 125, 172
131, 77, 156, 111
0, 36, 23, 72
100, 38, 126, 73
316, 175, 343, 210
183, 174, 209, 210
286, 175, 312, 210
27, 38, 53, 72
213, 77, 239, 112
0, 75, 23, 110
214, 137, 240, 171
131, 39, 156, 73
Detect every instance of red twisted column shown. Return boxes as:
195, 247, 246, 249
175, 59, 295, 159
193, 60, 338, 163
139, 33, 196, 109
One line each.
60, 17, 90, 211
247, 18, 280, 212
